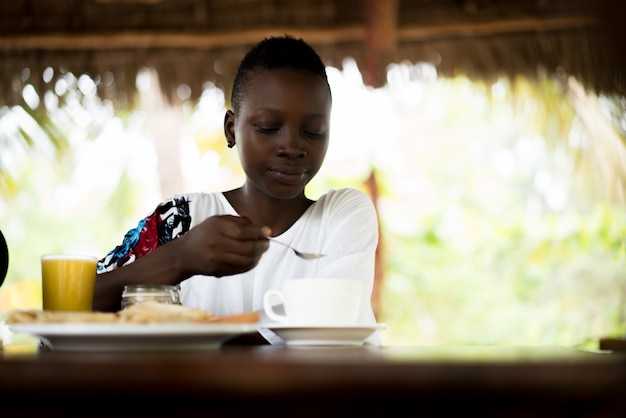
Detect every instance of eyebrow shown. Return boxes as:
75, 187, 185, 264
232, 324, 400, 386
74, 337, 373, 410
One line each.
253, 108, 328, 120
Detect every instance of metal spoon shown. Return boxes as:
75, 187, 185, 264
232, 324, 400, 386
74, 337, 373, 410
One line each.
269, 238, 326, 260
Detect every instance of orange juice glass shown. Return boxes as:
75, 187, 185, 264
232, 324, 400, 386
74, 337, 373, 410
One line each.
41, 254, 98, 311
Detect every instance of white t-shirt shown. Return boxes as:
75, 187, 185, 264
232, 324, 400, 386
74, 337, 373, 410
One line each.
179, 188, 380, 345
99, 187, 380, 345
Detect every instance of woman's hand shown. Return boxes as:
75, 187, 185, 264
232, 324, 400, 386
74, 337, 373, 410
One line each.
175, 215, 271, 278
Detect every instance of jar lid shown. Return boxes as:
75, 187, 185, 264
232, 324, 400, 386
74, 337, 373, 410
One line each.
122, 284, 180, 295
121, 284, 181, 309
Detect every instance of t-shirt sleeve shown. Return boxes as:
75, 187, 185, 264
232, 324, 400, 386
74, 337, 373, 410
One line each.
317, 188, 380, 331
97, 196, 192, 273
318, 188, 379, 274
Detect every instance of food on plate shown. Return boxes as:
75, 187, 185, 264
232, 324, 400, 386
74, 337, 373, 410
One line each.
207, 310, 261, 324
4, 301, 262, 324
118, 300, 214, 323
6, 309, 118, 324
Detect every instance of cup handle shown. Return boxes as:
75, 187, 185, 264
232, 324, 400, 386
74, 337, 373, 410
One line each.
263, 290, 287, 323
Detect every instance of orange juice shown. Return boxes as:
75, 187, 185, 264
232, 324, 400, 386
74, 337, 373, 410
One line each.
41, 254, 97, 311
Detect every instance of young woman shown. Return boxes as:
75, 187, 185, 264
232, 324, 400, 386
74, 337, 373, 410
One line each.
94, 35, 380, 344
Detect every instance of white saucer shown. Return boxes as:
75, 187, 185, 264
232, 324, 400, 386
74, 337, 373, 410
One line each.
261, 323, 387, 346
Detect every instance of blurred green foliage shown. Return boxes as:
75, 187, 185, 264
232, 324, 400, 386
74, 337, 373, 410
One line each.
381, 204, 626, 347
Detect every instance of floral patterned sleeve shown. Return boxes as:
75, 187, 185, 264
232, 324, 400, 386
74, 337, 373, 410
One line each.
97, 196, 192, 273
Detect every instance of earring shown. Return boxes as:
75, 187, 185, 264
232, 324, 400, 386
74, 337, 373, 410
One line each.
227, 142, 235, 148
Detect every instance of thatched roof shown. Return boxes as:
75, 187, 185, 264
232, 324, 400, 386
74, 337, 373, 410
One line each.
1, 0, 625, 109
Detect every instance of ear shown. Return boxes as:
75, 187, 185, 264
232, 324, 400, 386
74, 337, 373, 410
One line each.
224, 110, 236, 148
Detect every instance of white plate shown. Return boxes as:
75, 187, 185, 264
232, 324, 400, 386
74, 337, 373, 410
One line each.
261, 323, 387, 346
10, 323, 258, 352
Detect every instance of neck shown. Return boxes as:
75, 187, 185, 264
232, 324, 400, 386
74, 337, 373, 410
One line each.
223, 187, 313, 236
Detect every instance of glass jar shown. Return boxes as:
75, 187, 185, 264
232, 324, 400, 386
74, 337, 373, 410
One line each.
121, 284, 182, 309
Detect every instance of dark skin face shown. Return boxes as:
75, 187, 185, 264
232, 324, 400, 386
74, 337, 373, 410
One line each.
224, 68, 332, 235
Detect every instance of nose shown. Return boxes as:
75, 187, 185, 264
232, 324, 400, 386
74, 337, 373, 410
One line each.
276, 129, 306, 158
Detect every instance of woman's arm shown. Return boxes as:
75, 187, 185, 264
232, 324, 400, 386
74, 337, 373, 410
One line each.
93, 239, 188, 311
94, 214, 271, 312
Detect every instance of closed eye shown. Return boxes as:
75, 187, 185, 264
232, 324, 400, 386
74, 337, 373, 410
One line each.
303, 130, 327, 139
254, 125, 279, 134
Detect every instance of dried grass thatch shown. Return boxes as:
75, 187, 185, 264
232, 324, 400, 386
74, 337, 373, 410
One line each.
1, 0, 624, 109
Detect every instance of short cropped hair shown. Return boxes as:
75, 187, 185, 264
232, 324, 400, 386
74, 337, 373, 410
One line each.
230, 35, 331, 114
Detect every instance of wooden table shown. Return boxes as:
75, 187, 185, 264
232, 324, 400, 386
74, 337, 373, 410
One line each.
1, 342, 625, 417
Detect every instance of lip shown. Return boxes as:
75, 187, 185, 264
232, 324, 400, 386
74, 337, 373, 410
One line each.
269, 166, 309, 185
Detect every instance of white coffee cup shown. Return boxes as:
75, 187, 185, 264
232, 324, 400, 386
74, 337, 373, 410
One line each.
263, 278, 363, 326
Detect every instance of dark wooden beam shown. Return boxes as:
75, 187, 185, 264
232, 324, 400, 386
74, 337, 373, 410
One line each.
0, 27, 364, 50
364, 0, 397, 88
0, 16, 597, 51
